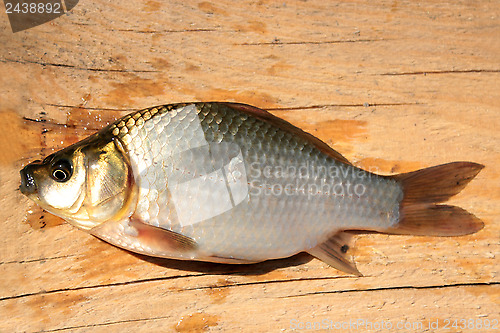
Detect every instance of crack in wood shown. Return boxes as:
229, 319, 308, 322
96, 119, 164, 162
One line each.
23, 117, 48, 124
23, 117, 82, 129
22, 117, 102, 131
0, 58, 159, 73
267, 102, 421, 111
42, 102, 420, 114
0, 273, 203, 302
181, 275, 355, 292
112, 28, 219, 34
277, 281, 500, 299
2, 271, 497, 303
0, 254, 78, 266
237, 38, 390, 46
377, 69, 500, 76
34, 315, 172, 332
44, 103, 136, 112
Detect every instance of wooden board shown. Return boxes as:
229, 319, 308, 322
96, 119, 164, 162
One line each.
0, 0, 498, 332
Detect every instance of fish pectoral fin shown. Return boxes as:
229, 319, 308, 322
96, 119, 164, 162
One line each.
307, 232, 362, 276
128, 218, 198, 253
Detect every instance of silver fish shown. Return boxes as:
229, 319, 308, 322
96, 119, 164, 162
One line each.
20, 102, 484, 275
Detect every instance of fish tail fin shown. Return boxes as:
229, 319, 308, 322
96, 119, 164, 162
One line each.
386, 162, 484, 236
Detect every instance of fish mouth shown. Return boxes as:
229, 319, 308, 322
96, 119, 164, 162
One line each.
20, 164, 38, 195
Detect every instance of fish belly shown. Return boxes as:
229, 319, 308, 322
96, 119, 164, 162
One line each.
122, 103, 403, 261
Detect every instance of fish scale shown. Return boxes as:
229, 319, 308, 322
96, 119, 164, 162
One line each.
108, 103, 403, 261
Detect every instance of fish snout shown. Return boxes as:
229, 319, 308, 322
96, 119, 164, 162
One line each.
20, 163, 40, 195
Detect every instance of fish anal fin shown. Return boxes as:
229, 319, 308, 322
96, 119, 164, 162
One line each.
223, 102, 352, 165
307, 232, 362, 276
128, 218, 198, 253
386, 204, 484, 236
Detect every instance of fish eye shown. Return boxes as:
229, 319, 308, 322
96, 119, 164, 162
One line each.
51, 159, 73, 182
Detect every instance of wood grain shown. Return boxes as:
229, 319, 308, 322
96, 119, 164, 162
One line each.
0, 0, 498, 332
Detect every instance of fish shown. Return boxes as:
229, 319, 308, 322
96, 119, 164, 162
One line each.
19, 102, 484, 275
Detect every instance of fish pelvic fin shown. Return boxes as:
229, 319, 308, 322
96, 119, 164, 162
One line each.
307, 232, 362, 276
386, 162, 484, 236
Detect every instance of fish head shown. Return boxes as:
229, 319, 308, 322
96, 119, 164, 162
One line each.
20, 135, 136, 230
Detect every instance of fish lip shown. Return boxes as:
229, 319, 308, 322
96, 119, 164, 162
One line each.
19, 165, 38, 195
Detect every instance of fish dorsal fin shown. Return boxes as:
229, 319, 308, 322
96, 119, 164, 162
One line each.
128, 218, 198, 253
307, 232, 362, 276
224, 103, 352, 165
